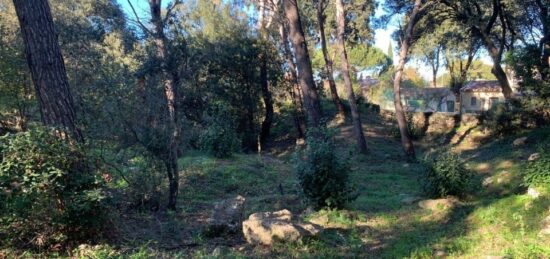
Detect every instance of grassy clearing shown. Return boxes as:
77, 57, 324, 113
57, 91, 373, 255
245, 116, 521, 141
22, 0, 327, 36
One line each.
3, 113, 549, 258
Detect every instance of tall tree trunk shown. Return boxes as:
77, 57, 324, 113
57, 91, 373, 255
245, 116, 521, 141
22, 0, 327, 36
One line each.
259, 55, 273, 148
474, 28, 513, 99
279, 23, 306, 139
149, 0, 180, 210
317, 0, 345, 118
393, 0, 421, 160
283, 0, 323, 128
335, 0, 367, 154
13, 0, 83, 142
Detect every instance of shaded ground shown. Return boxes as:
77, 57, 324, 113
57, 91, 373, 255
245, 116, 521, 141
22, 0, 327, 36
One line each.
3, 107, 549, 258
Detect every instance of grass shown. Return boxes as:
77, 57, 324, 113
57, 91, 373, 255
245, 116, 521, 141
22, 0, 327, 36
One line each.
2, 107, 550, 258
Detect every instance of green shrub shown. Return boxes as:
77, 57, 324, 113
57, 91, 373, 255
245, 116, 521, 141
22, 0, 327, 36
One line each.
199, 103, 241, 158
0, 127, 108, 250
523, 145, 550, 188
423, 151, 472, 198
293, 127, 357, 209
481, 102, 520, 136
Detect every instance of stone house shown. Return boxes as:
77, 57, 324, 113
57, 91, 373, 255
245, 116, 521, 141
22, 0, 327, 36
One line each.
460, 80, 507, 113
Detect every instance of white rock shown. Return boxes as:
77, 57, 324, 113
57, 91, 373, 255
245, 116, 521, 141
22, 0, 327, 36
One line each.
527, 187, 540, 199
242, 209, 322, 246
512, 137, 528, 146
528, 153, 541, 162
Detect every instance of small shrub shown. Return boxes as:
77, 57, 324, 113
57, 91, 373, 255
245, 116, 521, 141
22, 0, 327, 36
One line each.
0, 127, 108, 250
523, 145, 550, 188
199, 103, 241, 158
423, 151, 472, 198
293, 127, 357, 209
481, 103, 520, 136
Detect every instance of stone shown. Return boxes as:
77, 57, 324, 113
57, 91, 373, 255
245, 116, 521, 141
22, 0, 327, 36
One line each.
204, 195, 246, 237
418, 197, 458, 211
512, 137, 528, 147
242, 209, 322, 245
295, 138, 305, 146
527, 187, 540, 199
482, 177, 494, 187
528, 153, 541, 162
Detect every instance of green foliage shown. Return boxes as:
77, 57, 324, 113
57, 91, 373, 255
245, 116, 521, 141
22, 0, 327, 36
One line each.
0, 127, 107, 249
199, 103, 241, 158
423, 151, 472, 198
523, 145, 550, 188
481, 103, 519, 136
506, 45, 550, 99
293, 127, 357, 209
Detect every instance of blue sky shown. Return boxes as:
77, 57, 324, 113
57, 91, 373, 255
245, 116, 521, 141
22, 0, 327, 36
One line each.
117, 0, 491, 82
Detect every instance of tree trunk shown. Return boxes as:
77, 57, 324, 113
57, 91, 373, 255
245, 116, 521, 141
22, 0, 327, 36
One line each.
283, 0, 323, 128
335, 0, 367, 154
317, 0, 345, 118
259, 56, 273, 149
13, 0, 83, 142
149, 0, 180, 211
279, 23, 306, 138
393, 0, 420, 160
475, 29, 513, 99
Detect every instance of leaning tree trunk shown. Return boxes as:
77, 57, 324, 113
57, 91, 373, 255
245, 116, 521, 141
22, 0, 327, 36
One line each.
476, 30, 513, 99
393, 0, 421, 160
13, 0, 83, 142
335, 0, 367, 154
317, 0, 346, 118
283, 0, 323, 128
149, 0, 180, 210
279, 23, 306, 139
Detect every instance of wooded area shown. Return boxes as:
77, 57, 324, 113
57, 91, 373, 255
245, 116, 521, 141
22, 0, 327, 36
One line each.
1, 0, 549, 257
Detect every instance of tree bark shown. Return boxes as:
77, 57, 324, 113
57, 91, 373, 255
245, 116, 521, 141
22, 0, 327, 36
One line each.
13, 0, 83, 142
317, 0, 346, 118
149, 0, 180, 211
283, 0, 323, 128
393, 0, 421, 160
335, 0, 367, 154
259, 55, 273, 148
279, 23, 306, 138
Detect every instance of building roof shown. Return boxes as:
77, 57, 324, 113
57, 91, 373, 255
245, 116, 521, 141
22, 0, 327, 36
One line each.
461, 80, 502, 93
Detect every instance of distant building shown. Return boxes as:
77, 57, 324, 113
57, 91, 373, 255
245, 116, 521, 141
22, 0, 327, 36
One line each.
460, 80, 506, 113
401, 87, 457, 113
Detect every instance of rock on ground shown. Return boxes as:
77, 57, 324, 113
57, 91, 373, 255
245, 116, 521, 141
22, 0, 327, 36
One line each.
204, 195, 246, 237
418, 197, 458, 211
527, 187, 540, 199
528, 153, 541, 162
242, 209, 322, 245
512, 137, 528, 147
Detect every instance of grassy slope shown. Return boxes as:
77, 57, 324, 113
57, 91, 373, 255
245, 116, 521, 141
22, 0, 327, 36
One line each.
115, 113, 548, 258
3, 110, 549, 259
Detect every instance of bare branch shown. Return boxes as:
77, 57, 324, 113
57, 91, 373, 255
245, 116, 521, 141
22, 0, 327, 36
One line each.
126, 0, 153, 35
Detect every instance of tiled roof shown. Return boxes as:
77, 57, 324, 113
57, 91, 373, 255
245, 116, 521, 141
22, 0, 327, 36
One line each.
461, 80, 502, 93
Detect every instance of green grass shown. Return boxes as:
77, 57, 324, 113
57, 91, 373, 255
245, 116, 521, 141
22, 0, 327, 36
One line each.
3, 111, 550, 258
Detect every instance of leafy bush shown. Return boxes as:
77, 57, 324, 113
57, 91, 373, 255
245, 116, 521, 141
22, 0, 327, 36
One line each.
293, 127, 357, 209
199, 103, 241, 158
523, 145, 550, 188
423, 151, 472, 198
0, 127, 108, 249
481, 102, 521, 136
